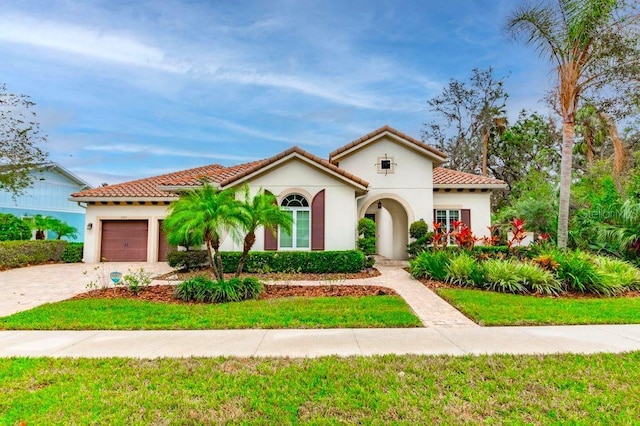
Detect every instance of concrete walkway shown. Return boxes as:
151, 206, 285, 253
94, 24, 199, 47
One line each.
1, 325, 640, 358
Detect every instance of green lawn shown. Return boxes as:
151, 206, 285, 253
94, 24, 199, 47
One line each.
438, 288, 640, 326
2, 353, 640, 424
0, 296, 421, 330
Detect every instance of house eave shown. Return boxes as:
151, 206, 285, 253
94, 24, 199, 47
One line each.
68, 196, 177, 203
434, 184, 507, 190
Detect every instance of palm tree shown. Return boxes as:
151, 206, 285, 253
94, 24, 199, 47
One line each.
47, 218, 78, 240
480, 112, 508, 177
163, 184, 243, 281
24, 214, 53, 239
235, 186, 293, 277
594, 199, 640, 259
505, 0, 639, 248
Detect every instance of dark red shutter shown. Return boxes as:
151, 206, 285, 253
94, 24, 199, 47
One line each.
461, 209, 471, 228
311, 190, 325, 250
264, 191, 278, 251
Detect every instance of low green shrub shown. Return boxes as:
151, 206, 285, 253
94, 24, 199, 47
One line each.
517, 262, 562, 295
409, 250, 451, 281
356, 237, 376, 256
61, 243, 84, 263
471, 246, 510, 257
407, 236, 433, 259
482, 259, 527, 294
409, 220, 431, 239
222, 250, 364, 274
0, 240, 68, 269
174, 275, 216, 302
446, 252, 484, 287
122, 268, 153, 295
0, 213, 31, 241
166, 250, 209, 271
552, 250, 602, 294
174, 275, 264, 303
594, 256, 640, 293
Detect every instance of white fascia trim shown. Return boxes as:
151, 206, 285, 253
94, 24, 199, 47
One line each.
433, 184, 508, 190
68, 197, 177, 203
331, 131, 447, 165
221, 153, 369, 192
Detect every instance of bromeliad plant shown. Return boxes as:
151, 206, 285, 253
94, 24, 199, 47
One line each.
450, 221, 476, 250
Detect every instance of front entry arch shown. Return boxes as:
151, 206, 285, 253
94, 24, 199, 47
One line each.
361, 197, 410, 260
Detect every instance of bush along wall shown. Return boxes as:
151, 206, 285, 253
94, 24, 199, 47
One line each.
167, 249, 365, 273
0, 240, 69, 270
222, 250, 365, 274
61, 243, 84, 263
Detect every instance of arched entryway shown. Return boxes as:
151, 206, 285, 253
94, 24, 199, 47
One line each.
361, 196, 411, 260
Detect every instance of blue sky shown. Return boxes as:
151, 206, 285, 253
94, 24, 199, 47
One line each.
1, 0, 553, 186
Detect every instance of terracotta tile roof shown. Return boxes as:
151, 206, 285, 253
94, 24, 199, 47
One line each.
219, 146, 369, 188
329, 125, 447, 162
70, 161, 261, 199
433, 167, 506, 187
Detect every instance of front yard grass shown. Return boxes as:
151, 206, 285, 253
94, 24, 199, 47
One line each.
0, 296, 421, 330
438, 287, 640, 326
2, 352, 640, 424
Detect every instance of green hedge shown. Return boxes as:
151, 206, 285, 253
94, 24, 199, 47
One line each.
167, 250, 365, 273
0, 240, 68, 269
222, 251, 365, 274
61, 243, 84, 263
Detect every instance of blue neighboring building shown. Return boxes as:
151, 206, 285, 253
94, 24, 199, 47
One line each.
0, 163, 92, 242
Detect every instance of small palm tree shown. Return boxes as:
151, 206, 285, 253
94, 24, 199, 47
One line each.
235, 186, 293, 277
24, 214, 53, 239
163, 184, 243, 281
47, 218, 78, 240
595, 199, 640, 258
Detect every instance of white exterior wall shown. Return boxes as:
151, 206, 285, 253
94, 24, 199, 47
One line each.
221, 158, 358, 251
337, 137, 433, 223
83, 204, 169, 263
432, 191, 493, 239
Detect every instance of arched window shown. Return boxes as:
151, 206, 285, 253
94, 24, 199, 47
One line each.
280, 193, 310, 249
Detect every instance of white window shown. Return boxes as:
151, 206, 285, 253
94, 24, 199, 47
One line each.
279, 194, 310, 249
435, 209, 460, 241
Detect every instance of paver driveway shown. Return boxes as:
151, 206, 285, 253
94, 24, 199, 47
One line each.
0, 262, 174, 317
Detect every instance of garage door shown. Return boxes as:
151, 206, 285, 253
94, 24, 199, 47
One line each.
101, 220, 148, 262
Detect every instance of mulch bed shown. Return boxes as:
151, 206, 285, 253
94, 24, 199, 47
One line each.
156, 269, 381, 282
72, 284, 397, 304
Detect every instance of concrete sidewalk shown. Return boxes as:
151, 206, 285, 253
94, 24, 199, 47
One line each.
2, 325, 640, 358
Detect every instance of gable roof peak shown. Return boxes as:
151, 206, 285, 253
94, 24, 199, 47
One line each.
328, 125, 447, 165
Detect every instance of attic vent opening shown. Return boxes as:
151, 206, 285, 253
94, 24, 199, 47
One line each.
376, 154, 396, 175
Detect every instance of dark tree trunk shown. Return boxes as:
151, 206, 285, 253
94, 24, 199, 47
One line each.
236, 231, 256, 277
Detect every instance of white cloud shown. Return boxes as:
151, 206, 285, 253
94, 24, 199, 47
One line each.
0, 14, 189, 73
83, 143, 256, 162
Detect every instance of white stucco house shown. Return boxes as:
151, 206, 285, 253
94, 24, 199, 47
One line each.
71, 125, 506, 263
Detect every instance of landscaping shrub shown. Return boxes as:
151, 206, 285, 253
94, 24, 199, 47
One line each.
0, 240, 68, 269
221, 250, 364, 274
552, 250, 602, 294
594, 256, 640, 293
446, 252, 484, 287
409, 250, 451, 281
122, 268, 153, 295
174, 275, 216, 302
0, 213, 31, 241
481, 259, 527, 294
174, 275, 264, 303
61, 243, 83, 263
471, 246, 510, 257
356, 237, 376, 256
167, 250, 209, 271
517, 262, 562, 295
